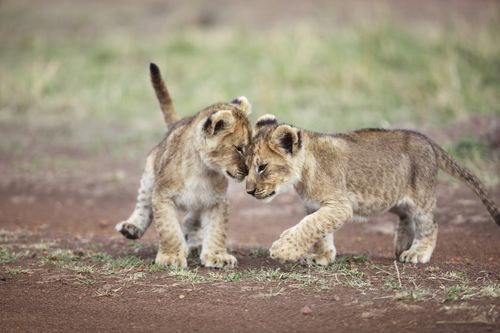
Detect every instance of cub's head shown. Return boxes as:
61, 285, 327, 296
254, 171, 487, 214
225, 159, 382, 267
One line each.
245, 114, 303, 202
199, 96, 252, 182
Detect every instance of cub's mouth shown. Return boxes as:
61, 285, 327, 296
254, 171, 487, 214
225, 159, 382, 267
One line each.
226, 170, 246, 182
255, 190, 276, 200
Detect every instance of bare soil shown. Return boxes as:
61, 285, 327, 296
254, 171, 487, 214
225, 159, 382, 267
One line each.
1, 180, 500, 332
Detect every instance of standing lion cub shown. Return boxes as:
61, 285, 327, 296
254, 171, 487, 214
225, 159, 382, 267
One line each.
115, 63, 252, 268
246, 115, 500, 265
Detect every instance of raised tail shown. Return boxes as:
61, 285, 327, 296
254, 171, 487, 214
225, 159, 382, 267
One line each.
430, 140, 500, 225
149, 63, 179, 126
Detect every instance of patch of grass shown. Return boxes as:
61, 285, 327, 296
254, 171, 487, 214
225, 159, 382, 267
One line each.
444, 285, 466, 302
444, 283, 500, 302
39, 249, 77, 266
88, 252, 113, 263
443, 270, 467, 283
0, 248, 17, 264
168, 269, 207, 283
5, 267, 31, 275
71, 265, 96, 274
384, 277, 402, 290
124, 271, 146, 283
395, 289, 432, 301
323, 260, 371, 288
338, 255, 370, 264
109, 255, 145, 269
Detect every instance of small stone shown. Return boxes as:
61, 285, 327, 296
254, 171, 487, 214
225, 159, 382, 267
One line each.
301, 305, 312, 315
179, 294, 185, 299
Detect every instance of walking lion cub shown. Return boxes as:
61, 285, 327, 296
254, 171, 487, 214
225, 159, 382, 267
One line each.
245, 115, 500, 265
115, 63, 252, 268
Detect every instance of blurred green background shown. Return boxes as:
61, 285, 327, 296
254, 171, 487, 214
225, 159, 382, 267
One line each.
1, 0, 499, 191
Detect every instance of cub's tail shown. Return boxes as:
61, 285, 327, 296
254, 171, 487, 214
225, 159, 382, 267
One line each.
149, 63, 179, 126
431, 140, 500, 225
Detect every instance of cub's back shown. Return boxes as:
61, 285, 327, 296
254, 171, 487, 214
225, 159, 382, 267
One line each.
336, 129, 439, 193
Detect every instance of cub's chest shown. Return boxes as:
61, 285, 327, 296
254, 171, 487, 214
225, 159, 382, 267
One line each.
175, 174, 227, 210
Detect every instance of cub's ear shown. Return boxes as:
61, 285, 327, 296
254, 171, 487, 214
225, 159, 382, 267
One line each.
254, 114, 277, 132
230, 96, 251, 115
271, 124, 302, 155
203, 110, 235, 136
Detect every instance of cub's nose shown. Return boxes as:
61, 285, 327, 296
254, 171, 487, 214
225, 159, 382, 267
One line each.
246, 181, 257, 196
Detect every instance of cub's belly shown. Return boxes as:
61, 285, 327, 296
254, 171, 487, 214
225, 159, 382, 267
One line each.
349, 192, 398, 217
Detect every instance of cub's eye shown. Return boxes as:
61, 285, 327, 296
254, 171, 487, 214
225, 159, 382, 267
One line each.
235, 145, 245, 156
257, 164, 267, 174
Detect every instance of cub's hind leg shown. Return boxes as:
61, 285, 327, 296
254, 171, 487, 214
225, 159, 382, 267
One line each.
398, 209, 437, 264
115, 152, 155, 239
391, 208, 416, 258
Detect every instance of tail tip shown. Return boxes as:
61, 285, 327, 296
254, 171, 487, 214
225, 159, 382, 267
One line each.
150, 62, 160, 75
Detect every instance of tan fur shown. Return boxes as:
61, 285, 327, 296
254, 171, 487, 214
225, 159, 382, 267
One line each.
116, 63, 252, 268
246, 115, 500, 265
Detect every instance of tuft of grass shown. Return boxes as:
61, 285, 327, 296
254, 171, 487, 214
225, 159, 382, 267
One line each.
395, 289, 432, 301
444, 283, 500, 302
39, 249, 77, 266
71, 265, 96, 274
384, 277, 402, 290
0, 248, 17, 264
88, 252, 113, 263
5, 267, 31, 275
167, 269, 206, 283
108, 255, 145, 270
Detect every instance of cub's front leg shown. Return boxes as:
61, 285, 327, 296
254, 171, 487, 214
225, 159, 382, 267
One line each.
270, 198, 352, 263
302, 233, 336, 266
200, 201, 237, 268
152, 192, 188, 268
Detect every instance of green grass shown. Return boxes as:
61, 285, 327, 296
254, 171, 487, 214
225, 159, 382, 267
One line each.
5, 267, 31, 275
0, 248, 18, 264
394, 289, 432, 301
3, 26, 499, 133
1, 7, 499, 138
39, 249, 78, 266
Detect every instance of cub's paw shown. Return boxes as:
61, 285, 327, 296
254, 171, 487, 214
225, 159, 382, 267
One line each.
200, 252, 237, 269
399, 249, 431, 264
115, 221, 144, 240
301, 251, 336, 266
269, 239, 303, 263
155, 251, 188, 268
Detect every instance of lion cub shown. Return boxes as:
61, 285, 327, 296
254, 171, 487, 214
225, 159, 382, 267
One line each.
115, 63, 252, 268
246, 115, 500, 265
